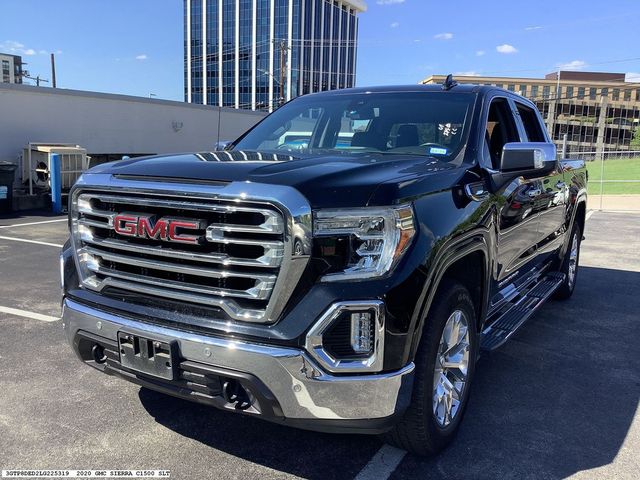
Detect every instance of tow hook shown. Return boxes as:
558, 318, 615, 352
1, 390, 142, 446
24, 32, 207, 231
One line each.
222, 380, 252, 410
91, 343, 107, 364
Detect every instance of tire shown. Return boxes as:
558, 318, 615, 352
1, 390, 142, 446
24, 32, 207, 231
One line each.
554, 222, 581, 300
384, 280, 478, 456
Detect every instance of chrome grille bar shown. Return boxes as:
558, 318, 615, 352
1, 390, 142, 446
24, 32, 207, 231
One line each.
84, 263, 274, 300
78, 192, 284, 233
77, 224, 284, 267
81, 246, 277, 284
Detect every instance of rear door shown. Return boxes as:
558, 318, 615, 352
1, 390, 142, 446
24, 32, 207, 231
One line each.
513, 100, 567, 257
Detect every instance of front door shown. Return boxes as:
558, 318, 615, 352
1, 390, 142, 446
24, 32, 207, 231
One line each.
484, 97, 541, 288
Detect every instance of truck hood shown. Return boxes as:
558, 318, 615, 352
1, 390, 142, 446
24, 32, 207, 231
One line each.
86, 151, 462, 207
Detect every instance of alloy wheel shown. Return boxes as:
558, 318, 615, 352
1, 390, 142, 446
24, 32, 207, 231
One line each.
432, 310, 470, 427
568, 232, 579, 288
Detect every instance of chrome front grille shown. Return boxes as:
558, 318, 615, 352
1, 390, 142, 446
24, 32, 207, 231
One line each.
69, 183, 308, 324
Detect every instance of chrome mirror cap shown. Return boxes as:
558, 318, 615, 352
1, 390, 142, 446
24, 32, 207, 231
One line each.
500, 142, 556, 171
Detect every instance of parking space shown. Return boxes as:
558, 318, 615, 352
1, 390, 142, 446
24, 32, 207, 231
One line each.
0, 211, 638, 479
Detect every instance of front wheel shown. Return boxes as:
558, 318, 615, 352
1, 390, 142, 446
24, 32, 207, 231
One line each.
554, 223, 581, 300
384, 280, 478, 456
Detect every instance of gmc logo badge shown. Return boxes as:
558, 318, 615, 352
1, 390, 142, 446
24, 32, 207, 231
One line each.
113, 214, 205, 245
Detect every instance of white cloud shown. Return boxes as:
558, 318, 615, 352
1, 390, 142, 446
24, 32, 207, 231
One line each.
476, 50, 486, 56
1, 40, 55, 56
434, 32, 454, 40
135, 54, 148, 60
390, 22, 400, 28
525, 25, 543, 31
626, 72, 640, 82
454, 71, 481, 77
496, 44, 518, 54
376, 0, 405, 4
557, 60, 586, 71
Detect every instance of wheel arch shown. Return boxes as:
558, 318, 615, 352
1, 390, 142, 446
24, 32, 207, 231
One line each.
404, 232, 492, 364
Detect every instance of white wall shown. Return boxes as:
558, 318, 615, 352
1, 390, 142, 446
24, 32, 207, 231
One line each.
0, 83, 266, 162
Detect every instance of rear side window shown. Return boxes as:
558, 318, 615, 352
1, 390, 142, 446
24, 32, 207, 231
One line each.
516, 103, 546, 142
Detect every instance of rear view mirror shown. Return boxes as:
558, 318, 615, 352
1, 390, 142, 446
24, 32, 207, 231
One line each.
215, 141, 231, 151
500, 142, 556, 172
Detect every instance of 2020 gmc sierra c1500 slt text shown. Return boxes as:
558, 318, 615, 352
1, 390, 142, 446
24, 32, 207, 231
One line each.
61, 80, 587, 456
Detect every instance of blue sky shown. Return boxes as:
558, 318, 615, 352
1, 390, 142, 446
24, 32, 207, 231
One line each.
1, 0, 639, 101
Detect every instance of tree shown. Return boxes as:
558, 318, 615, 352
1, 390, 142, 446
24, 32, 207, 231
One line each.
632, 125, 640, 149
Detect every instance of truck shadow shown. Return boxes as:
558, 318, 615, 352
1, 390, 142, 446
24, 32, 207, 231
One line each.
139, 265, 640, 479
137, 388, 381, 480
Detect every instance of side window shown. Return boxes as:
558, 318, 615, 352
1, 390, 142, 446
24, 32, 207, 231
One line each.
516, 103, 546, 142
484, 98, 519, 169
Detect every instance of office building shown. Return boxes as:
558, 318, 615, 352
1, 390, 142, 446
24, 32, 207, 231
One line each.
422, 72, 640, 152
184, 0, 367, 111
0, 53, 23, 84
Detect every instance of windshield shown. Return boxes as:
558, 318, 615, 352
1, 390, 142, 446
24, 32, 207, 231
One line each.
231, 91, 475, 162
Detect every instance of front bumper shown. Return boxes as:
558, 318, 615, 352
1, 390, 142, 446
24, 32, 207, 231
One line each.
62, 298, 415, 434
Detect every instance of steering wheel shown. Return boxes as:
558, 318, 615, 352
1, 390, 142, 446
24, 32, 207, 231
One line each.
276, 142, 307, 151
419, 142, 449, 151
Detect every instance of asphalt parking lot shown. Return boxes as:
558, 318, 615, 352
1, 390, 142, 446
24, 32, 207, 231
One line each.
0, 209, 639, 479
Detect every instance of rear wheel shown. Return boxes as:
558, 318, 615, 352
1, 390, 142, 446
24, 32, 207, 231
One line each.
554, 223, 581, 300
384, 280, 478, 456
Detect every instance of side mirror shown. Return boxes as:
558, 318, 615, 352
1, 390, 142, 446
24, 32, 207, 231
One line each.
500, 142, 556, 172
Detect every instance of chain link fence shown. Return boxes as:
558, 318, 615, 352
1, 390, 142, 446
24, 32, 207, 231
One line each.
529, 94, 640, 210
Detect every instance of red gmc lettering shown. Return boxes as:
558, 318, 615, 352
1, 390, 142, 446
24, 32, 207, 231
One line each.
168, 220, 200, 244
138, 217, 167, 240
113, 214, 202, 244
113, 214, 139, 236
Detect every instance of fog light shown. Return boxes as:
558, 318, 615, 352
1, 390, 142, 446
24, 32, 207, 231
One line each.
305, 301, 385, 373
350, 312, 374, 354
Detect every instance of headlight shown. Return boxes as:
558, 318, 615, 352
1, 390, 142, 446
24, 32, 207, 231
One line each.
313, 205, 415, 281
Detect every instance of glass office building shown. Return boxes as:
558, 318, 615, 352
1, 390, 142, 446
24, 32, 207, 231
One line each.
185, 0, 367, 110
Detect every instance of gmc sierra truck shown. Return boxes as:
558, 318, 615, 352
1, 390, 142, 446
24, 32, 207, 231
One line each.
61, 80, 587, 456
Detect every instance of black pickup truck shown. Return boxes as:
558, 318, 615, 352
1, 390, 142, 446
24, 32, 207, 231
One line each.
61, 82, 587, 456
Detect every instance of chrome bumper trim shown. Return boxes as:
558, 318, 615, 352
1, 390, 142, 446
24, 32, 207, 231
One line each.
62, 298, 414, 421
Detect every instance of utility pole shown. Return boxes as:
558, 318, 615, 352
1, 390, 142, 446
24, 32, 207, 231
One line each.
50, 53, 57, 88
274, 39, 289, 108
22, 73, 49, 87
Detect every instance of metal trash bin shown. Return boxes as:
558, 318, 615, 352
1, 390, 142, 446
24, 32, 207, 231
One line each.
0, 162, 18, 213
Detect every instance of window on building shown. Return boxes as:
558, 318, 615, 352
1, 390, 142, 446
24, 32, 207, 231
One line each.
1, 60, 9, 83
624, 89, 632, 101
530, 85, 539, 98
578, 87, 585, 99
636, 89, 640, 101
516, 102, 546, 142
507, 84, 515, 92
612, 88, 620, 101
601, 87, 608, 99
566, 86, 574, 99
543, 85, 550, 99
518, 85, 527, 95
589, 88, 596, 100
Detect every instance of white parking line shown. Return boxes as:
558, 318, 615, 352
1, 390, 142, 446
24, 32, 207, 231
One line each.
0, 218, 67, 228
0, 306, 60, 322
0, 236, 63, 248
354, 445, 406, 480
586, 210, 595, 222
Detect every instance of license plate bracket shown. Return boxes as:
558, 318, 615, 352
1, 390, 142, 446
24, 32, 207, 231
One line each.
118, 332, 177, 380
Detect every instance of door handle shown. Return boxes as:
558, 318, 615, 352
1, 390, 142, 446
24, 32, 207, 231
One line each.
555, 181, 566, 189
527, 189, 542, 197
